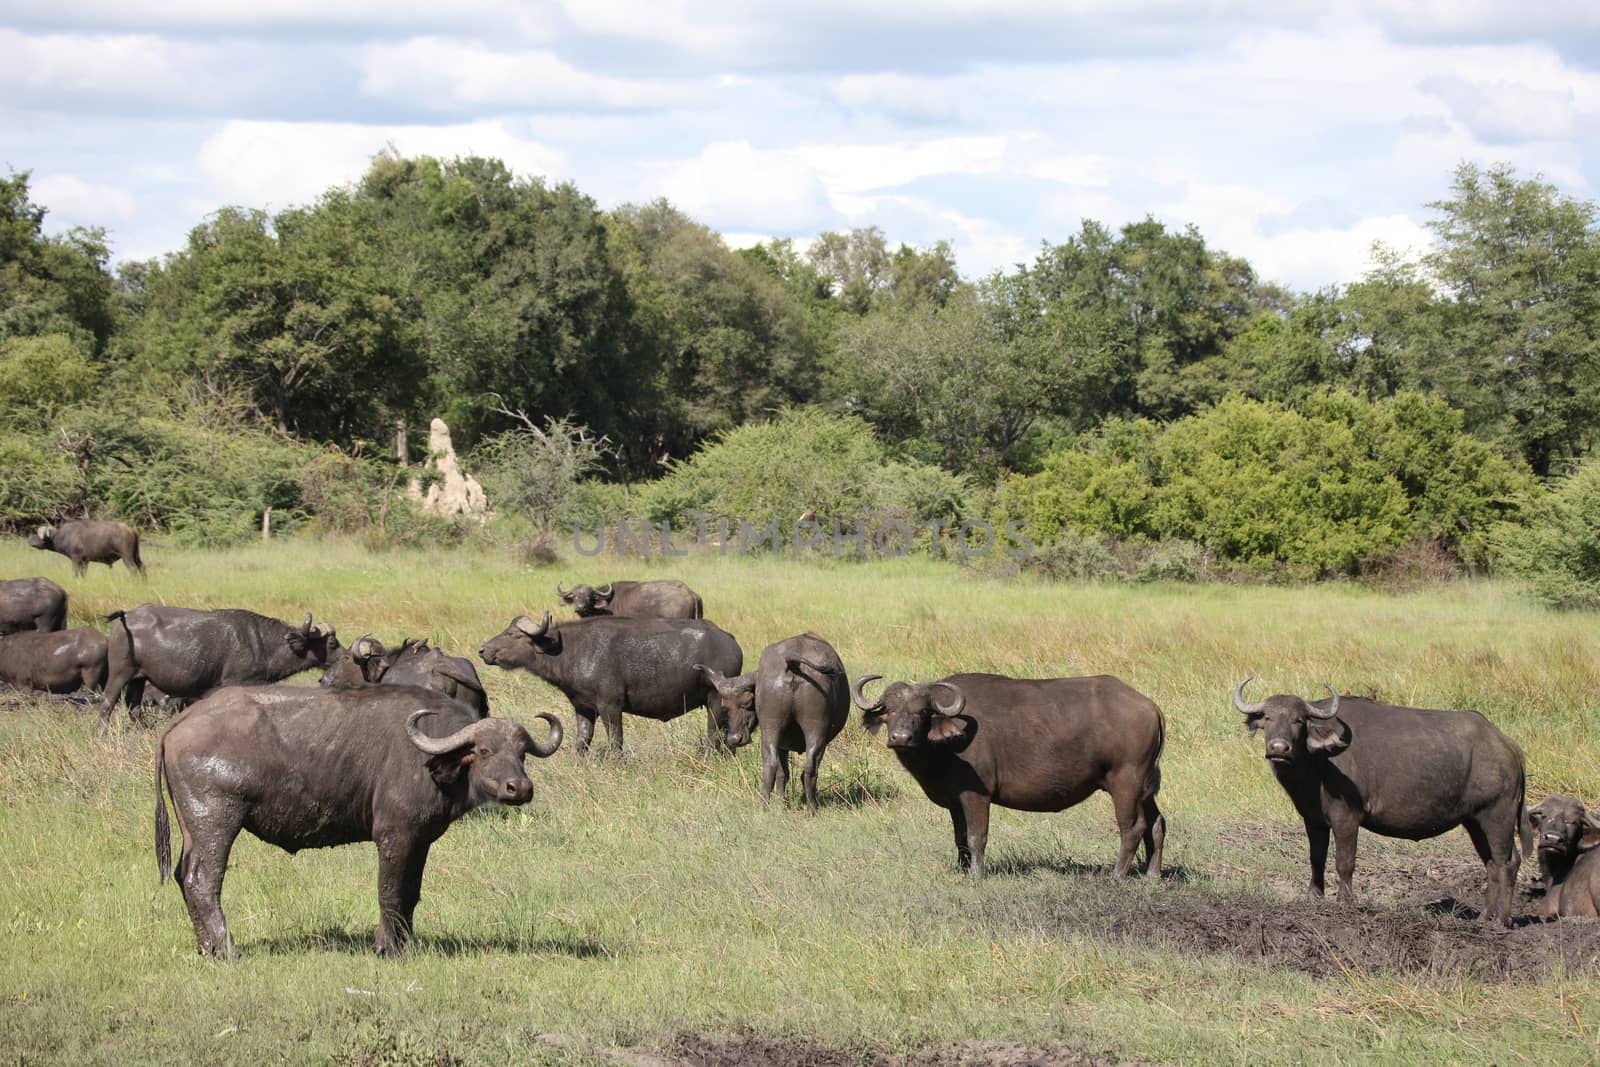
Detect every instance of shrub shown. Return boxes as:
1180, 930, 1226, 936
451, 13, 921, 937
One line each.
1490, 459, 1600, 608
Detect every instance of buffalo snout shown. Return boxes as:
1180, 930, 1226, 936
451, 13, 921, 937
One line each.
1265, 738, 1292, 761
501, 777, 533, 804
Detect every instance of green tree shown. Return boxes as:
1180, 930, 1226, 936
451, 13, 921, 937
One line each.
0, 171, 116, 358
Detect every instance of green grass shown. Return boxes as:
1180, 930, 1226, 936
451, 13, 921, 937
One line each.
3, 538, 1600, 1065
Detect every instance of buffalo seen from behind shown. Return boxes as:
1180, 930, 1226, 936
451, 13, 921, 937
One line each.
853, 672, 1166, 879
0, 627, 107, 695
556, 580, 702, 619
321, 635, 488, 716
1232, 679, 1529, 926
29, 520, 144, 576
480, 612, 741, 756
1528, 794, 1600, 919
154, 684, 562, 957
0, 577, 67, 635
99, 606, 339, 732
697, 633, 849, 813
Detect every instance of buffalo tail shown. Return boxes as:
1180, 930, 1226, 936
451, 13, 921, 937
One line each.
154, 733, 172, 884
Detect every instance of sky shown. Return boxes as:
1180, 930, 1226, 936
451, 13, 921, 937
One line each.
4, 1, 1599, 292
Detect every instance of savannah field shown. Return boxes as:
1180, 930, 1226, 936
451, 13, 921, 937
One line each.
3, 538, 1600, 1066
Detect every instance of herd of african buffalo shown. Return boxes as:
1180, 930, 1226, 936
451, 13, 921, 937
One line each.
3, 539, 1596, 959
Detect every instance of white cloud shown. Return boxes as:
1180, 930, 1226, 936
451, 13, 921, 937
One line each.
359, 37, 700, 112
31, 174, 137, 223
650, 141, 836, 232
0, 28, 200, 97
196, 120, 566, 209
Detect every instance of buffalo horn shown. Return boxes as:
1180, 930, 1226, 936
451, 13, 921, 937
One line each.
524, 712, 563, 758
851, 674, 885, 712
36, 525, 53, 539
1232, 678, 1268, 715
1586, 809, 1600, 831
595, 583, 614, 599
514, 612, 553, 638
352, 634, 377, 661
555, 583, 570, 599
406, 709, 490, 755
930, 681, 966, 717
300, 612, 313, 634
1307, 684, 1340, 720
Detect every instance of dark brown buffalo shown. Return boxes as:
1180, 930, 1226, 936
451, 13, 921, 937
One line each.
556, 580, 702, 619
854, 672, 1166, 878
698, 633, 848, 813
1232, 679, 1529, 926
0, 577, 67, 634
321, 636, 488, 716
154, 684, 561, 957
100, 606, 338, 732
0, 627, 107, 694
29, 520, 144, 576
1528, 794, 1600, 918
480, 612, 742, 756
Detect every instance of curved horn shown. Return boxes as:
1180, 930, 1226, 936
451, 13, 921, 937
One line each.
1307, 684, 1340, 720
351, 634, 377, 660
930, 681, 966, 717
35, 525, 52, 539
1586, 809, 1600, 831
852, 674, 885, 712
514, 612, 553, 638
555, 583, 570, 599
301, 612, 313, 633
405, 709, 490, 755
595, 583, 614, 598
524, 712, 563, 759
1232, 678, 1268, 715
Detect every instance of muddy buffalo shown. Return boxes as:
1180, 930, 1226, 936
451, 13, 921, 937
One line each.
1528, 794, 1600, 918
1232, 679, 1529, 926
698, 633, 848, 813
0, 577, 67, 634
480, 612, 741, 756
854, 672, 1166, 878
0, 627, 107, 694
323, 636, 488, 716
99, 606, 339, 732
556, 580, 702, 619
29, 520, 143, 576
154, 684, 562, 957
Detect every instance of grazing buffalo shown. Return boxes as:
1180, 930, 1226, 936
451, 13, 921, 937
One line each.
29, 520, 144, 576
1528, 795, 1600, 918
480, 612, 742, 756
698, 633, 848, 813
0, 577, 67, 634
854, 673, 1166, 879
556, 580, 702, 619
99, 606, 339, 732
154, 684, 562, 957
321, 636, 488, 716
1232, 679, 1529, 926
0, 627, 107, 694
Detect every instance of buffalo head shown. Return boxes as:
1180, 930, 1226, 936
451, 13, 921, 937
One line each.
852, 674, 972, 750
285, 613, 340, 666
1232, 678, 1349, 764
406, 709, 562, 805
695, 664, 757, 748
479, 612, 559, 668
28, 525, 55, 550
555, 583, 613, 617
1529, 794, 1600, 863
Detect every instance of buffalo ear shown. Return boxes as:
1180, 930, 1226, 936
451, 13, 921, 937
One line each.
1305, 718, 1350, 756
1242, 713, 1264, 735
286, 630, 308, 654
862, 710, 888, 735
927, 714, 971, 745
1529, 805, 1545, 828
426, 747, 476, 787
1579, 829, 1600, 853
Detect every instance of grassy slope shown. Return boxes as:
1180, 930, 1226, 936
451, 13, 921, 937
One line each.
1, 538, 1599, 1065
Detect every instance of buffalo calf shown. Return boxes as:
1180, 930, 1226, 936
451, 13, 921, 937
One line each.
154, 685, 562, 958
1529, 794, 1600, 919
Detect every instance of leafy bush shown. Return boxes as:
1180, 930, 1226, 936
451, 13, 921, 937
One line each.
0, 334, 96, 424
471, 415, 611, 534
0, 430, 80, 527
1490, 459, 1600, 608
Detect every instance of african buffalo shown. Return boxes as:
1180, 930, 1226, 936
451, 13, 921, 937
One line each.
854, 672, 1166, 879
1528, 794, 1600, 918
29, 520, 143, 576
0, 577, 67, 634
0, 627, 107, 694
1232, 679, 1529, 926
698, 633, 848, 813
479, 612, 742, 756
153, 684, 561, 957
322, 636, 488, 716
99, 606, 339, 732
556, 580, 702, 619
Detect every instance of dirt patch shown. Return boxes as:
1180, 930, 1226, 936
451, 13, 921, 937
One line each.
667, 1034, 1154, 1067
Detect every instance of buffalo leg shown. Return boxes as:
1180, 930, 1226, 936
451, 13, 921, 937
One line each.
1331, 817, 1360, 903
173, 804, 241, 959
374, 835, 428, 956
759, 738, 783, 804
800, 738, 826, 815
597, 705, 625, 756
572, 709, 597, 758
1305, 821, 1329, 897
1464, 815, 1516, 927
957, 793, 991, 878
950, 805, 971, 871
1107, 773, 1150, 878
1141, 796, 1166, 879
96, 666, 136, 734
